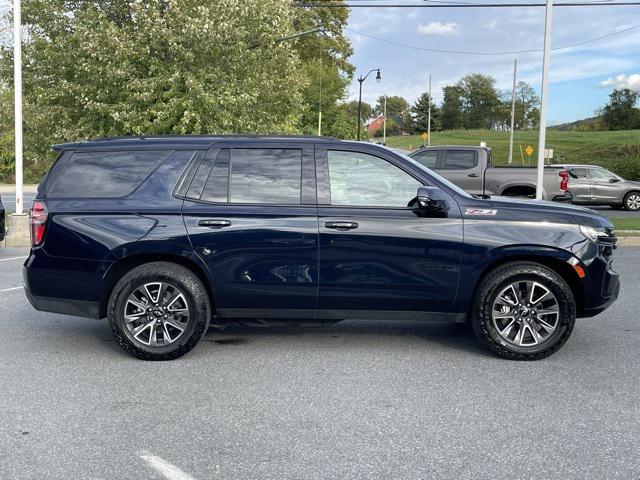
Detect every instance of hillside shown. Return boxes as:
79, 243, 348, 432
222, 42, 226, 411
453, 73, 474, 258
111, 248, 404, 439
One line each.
384, 129, 640, 179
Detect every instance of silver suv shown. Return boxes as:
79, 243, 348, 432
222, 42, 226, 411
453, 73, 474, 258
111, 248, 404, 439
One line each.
563, 165, 640, 211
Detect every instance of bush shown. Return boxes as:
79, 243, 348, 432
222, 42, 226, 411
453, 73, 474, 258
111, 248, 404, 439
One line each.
599, 144, 640, 180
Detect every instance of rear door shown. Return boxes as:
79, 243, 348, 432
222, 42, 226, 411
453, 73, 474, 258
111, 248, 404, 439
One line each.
315, 145, 463, 315
438, 149, 483, 194
181, 142, 319, 317
567, 167, 591, 203
588, 168, 620, 204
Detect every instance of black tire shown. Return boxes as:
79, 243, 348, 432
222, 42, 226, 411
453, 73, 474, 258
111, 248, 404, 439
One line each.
622, 191, 640, 211
107, 262, 211, 360
471, 261, 576, 360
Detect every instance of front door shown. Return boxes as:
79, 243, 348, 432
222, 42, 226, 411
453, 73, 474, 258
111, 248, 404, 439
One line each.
316, 147, 463, 315
436, 149, 483, 194
182, 143, 319, 317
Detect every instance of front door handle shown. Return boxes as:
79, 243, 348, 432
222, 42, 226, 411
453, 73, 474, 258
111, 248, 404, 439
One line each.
325, 221, 358, 230
198, 219, 232, 228
468, 173, 479, 178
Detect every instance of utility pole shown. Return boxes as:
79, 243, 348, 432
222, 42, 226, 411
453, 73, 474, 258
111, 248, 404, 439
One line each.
536, 0, 553, 200
383, 95, 387, 145
427, 74, 432, 146
508, 59, 518, 164
318, 61, 323, 136
13, 0, 23, 216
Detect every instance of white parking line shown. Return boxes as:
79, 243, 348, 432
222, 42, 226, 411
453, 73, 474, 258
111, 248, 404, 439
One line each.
139, 451, 197, 480
0, 286, 23, 293
0, 256, 28, 262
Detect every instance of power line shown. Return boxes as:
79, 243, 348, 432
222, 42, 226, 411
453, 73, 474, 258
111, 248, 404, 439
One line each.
297, 1, 640, 7
345, 23, 640, 55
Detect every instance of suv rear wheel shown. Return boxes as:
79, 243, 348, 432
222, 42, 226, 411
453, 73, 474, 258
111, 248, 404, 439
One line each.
107, 262, 211, 360
471, 261, 576, 360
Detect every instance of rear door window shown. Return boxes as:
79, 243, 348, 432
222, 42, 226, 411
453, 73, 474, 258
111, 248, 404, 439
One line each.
191, 148, 303, 205
412, 150, 438, 169
569, 168, 588, 179
46, 150, 168, 198
442, 150, 477, 170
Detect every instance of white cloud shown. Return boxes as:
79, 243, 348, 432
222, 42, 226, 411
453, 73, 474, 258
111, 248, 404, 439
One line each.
417, 22, 459, 36
599, 73, 640, 91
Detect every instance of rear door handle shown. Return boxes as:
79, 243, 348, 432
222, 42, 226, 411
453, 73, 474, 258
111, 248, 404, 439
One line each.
468, 173, 479, 178
198, 219, 232, 228
325, 221, 358, 230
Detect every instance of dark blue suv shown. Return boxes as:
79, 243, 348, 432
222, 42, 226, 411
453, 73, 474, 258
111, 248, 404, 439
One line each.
24, 136, 619, 360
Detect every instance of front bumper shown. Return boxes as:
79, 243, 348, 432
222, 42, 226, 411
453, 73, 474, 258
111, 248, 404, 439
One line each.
577, 239, 620, 318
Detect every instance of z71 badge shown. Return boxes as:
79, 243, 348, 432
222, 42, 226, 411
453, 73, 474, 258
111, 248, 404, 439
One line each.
465, 208, 498, 216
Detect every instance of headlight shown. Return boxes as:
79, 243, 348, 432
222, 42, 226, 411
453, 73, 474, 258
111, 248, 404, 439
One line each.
579, 225, 607, 242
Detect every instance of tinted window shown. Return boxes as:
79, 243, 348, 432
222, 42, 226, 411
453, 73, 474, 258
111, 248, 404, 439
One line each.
47, 150, 168, 198
230, 149, 302, 204
569, 168, 588, 179
328, 150, 421, 207
442, 150, 477, 170
412, 150, 438, 169
589, 169, 615, 181
201, 149, 230, 203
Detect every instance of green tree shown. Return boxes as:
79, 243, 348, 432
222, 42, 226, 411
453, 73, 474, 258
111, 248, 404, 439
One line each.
292, 1, 354, 136
602, 88, 640, 130
342, 99, 373, 124
1, 0, 344, 180
410, 92, 441, 133
374, 95, 409, 135
457, 74, 501, 129
515, 81, 540, 130
440, 85, 465, 130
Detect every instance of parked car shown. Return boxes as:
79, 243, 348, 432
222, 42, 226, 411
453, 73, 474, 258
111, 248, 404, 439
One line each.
560, 164, 640, 211
0, 196, 4, 242
24, 136, 619, 361
409, 145, 570, 201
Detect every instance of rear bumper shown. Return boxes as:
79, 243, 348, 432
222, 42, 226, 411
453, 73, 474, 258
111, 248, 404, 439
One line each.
552, 192, 572, 203
24, 283, 101, 319
22, 249, 107, 319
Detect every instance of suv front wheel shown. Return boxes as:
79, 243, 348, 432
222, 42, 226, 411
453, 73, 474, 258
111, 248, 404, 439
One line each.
107, 262, 211, 360
471, 262, 576, 360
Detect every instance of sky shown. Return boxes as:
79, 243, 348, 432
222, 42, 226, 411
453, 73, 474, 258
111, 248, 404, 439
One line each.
344, 1, 640, 125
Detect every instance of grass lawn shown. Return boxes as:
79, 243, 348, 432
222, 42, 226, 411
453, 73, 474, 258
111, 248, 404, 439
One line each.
384, 129, 640, 169
611, 218, 640, 232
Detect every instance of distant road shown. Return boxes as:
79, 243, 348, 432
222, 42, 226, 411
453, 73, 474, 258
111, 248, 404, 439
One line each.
1, 190, 37, 213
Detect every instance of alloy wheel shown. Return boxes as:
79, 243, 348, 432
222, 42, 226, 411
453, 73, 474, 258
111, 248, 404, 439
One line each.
123, 282, 190, 347
627, 194, 640, 211
491, 280, 560, 347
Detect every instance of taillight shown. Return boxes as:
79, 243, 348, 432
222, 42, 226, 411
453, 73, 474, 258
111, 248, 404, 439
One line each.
559, 170, 569, 191
30, 201, 49, 247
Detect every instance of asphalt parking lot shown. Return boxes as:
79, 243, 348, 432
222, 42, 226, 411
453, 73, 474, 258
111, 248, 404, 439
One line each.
1, 247, 639, 480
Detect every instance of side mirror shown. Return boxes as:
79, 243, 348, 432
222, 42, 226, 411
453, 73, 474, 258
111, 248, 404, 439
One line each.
415, 186, 448, 218
609, 178, 620, 183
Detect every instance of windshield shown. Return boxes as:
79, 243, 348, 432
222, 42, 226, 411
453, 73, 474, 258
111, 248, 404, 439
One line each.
386, 147, 473, 198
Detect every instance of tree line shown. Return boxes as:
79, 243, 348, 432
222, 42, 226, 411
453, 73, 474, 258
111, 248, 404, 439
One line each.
356, 73, 540, 138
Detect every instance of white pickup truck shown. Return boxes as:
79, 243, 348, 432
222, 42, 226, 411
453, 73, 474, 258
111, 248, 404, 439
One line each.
409, 145, 570, 201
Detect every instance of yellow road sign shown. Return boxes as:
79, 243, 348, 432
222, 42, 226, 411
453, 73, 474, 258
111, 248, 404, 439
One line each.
525, 145, 534, 156
421, 132, 429, 141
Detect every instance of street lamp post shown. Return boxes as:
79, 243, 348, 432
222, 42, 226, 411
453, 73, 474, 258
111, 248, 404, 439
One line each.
356, 68, 381, 141
13, 0, 23, 216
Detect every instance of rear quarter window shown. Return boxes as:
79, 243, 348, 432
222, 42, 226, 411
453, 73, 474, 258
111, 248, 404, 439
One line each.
45, 150, 169, 198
